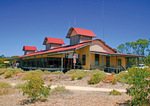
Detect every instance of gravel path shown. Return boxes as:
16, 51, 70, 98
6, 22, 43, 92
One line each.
51, 85, 126, 92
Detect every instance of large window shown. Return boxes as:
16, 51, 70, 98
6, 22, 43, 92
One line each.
82, 55, 86, 65
95, 54, 99, 66
118, 59, 121, 66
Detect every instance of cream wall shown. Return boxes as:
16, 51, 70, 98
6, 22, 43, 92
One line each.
90, 40, 115, 53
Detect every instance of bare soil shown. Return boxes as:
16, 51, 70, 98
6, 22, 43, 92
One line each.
0, 73, 131, 106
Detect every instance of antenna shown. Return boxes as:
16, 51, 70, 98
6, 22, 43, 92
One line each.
74, 17, 76, 26
102, 0, 105, 41
68, 20, 70, 29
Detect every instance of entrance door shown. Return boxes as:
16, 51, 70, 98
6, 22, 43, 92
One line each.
106, 56, 110, 67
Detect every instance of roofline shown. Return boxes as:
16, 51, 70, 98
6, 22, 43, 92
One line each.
17, 43, 90, 59
91, 39, 117, 53
90, 51, 144, 57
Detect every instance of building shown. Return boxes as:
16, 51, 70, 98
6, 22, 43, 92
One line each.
16, 27, 142, 73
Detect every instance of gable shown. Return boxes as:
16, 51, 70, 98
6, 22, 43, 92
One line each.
70, 30, 77, 37
90, 40, 115, 53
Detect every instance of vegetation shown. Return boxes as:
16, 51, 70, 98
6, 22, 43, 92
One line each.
51, 71, 62, 74
4, 68, 23, 78
126, 67, 150, 106
77, 76, 82, 80
52, 86, 66, 92
111, 78, 117, 85
0, 81, 12, 89
0, 69, 6, 75
22, 75, 50, 101
115, 71, 129, 84
21, 70, 44, 80
116, 38, 150, 65
71, 75, 75, 81
88, 70, 107, 84
109, 89, 122, 95
66, 69, 89, 78
14, 83, 27, 89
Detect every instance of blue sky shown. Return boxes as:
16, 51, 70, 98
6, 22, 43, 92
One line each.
0, 0, 150, 57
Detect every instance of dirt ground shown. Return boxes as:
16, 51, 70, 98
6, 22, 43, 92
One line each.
0, 73, 131, 106
0, 90, 130, 106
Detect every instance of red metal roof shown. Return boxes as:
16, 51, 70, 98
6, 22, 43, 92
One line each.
23, 46, 37, 51
20, 42, 90, 58
91, 51, 143, 57
43, 37, 65, 45
66, 27, 96, 38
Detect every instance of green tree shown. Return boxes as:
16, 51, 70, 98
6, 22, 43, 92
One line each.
126, 68, 150, 106
117, 44, 126, 53
125, 42, 131, 54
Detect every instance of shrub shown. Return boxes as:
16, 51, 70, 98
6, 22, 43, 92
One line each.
71, 75, 75, 81
52, 86, 66, 92
109, 89, 122, 95
115, 71, 129, 83
66, 69, 89, 78
22, 75, 50, 101
0, 81, 12, 89
21, 70, 44, 80
0, 69, 6, 75
126, 68, 150, 106
88, 70, 107, 84
111, 78, 117, 85
14, 83, 27, 89
77, 76, 82, 80
51, 71, 62, 74
4, 68, 23, 78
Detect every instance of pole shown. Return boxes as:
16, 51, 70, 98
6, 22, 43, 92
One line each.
61, 53, 63, 72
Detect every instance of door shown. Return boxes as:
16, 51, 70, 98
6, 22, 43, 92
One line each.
106, 56, 110, 67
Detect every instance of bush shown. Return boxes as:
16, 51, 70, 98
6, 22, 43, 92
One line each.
0, 69, 6, 75
109, 89, 122, 95
0, 81, 12, 89
77, 76, 82, 80
51, 71, 62, 74
22, 75, 50, 101
71, 75, 75, 81
126, 68, 150, 106
4, 68, 23, 79
52, 86, 66, 92
111, 78, 117, 85
88, 71, 107, 84
66, 69, 89, 78
115, 71, 129, 83
14, 83, 27, 89
21, 70, 44, 80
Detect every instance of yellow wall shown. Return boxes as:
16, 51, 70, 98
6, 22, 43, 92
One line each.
77, 45, 90, 69
90, 54, 126, 68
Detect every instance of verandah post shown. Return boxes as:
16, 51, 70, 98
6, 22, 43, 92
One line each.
34, 56, 38, 69
41, 55, 45, 70
61, 53, 63, 72
102, 55, 104, 71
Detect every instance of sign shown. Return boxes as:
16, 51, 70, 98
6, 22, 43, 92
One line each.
66, 53, 78, 59
4, 61, 9, 64
73, 53, 76, 63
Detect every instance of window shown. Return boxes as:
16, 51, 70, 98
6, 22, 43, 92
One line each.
95, 54, 99, 66
82, 55, 86, 65
118, 59, 121, 66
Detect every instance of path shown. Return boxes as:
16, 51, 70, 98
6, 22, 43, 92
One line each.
11, 83, 126, 93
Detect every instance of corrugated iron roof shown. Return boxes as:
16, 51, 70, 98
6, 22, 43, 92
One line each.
66, 27, 96, 38
43, 37, 65, 45
23, 46, 37, 51
20, 42, 90, 58
91, 51, 143, 57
